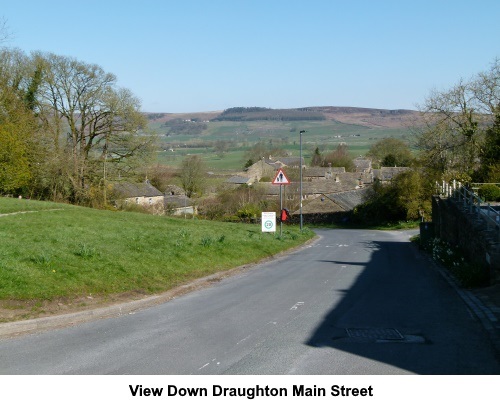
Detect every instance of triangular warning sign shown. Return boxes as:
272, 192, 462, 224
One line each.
272, 168, 291, 185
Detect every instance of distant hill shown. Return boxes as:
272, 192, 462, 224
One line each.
144, 106, 421, 129
212, 107, 326, 121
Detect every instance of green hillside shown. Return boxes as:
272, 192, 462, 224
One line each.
154, 118, 413, 171
0, 198, 314, 321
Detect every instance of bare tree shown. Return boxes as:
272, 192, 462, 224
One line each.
0, 17, 12, 44
416, 60, 500, 177
180, 155, 206, 198
36, 53, 153, 202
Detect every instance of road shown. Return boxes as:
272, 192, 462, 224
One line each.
1, 228, 499, 374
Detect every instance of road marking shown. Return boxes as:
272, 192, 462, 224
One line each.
290, 302, 304, 310
198, 363, 210, 370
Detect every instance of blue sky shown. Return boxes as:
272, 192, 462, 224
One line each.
2, 0, 499, 112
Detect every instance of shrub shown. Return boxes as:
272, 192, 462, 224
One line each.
479, 184, 500, 202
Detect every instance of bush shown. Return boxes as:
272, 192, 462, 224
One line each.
479, 184, 500, 202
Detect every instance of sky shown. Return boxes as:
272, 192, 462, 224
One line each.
1, 0, 499, 113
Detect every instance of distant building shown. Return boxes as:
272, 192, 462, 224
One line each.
353, 157, 372, 173
373, 167, 410, 182
226, 176, 253, 186
111, 181, 197, 216
292, 188, 373, 215
111, 180, 164, 213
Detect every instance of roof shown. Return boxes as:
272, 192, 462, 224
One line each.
111, 181, 163, 199
226, 176, 252, 184
164, 195, 193, 207
353, 158, 372, 171
325, 187, 373, 211
262, 173, 372, 196
374, 167, 410, 181
272, 157, 305, 167
294, 187, 373, 215
295, 195, 345, 214
164, 184, 186, 196
303, 167, 346, 177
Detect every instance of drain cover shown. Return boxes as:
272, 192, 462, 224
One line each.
346, 328, 404, 341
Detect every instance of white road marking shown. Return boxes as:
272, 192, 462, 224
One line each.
290, 302, 304, 310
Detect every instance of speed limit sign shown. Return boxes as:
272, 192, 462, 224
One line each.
261, 212, 276, 233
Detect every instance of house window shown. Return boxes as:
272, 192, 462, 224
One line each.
135, 197, 139, 204
149, 197, 153, 205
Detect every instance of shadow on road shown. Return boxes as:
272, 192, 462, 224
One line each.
305, 239, 500, 374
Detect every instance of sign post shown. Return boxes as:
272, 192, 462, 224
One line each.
272, 169, 291, 236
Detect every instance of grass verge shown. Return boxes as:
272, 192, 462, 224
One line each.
0, 197, 315, 321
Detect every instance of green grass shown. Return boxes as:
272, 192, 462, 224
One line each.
153, 119, 414, 172
0, 197, 314, 303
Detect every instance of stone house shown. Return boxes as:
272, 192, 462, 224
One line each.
242, 156, 306, 183
111, 180, 164, 214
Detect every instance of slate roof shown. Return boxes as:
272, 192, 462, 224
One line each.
227, 176, 252, 185
353, 158, 372, 172
164, 195, 193, 208
296, 195, 345, 214
374, 167, 410, 181
294, 187, 373, 215
263, 172, 372, 196
164, 184, 186, 196
303, 166, 346, 178
325, 187, 373, 211
272, 157, 305, 167
111, 181, 163, 199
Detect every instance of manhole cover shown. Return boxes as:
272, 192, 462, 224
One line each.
346, 328, 404, 341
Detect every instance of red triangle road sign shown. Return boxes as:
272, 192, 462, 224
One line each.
272, 168, 291, 185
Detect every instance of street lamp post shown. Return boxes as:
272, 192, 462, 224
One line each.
299, 130, 306, 231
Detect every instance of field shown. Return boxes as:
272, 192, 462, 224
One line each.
151, 117, 416, 171
0, 198, 314, 321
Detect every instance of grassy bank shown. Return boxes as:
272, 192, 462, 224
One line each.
0, 198, 314, 314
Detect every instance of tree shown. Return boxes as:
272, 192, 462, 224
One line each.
0, 49, 39, 194
310, 146, 323, 166
416, 59, 500, 178
476, 105, 500, 182
35, 53, 153, 203
214, 139, 228, 158
353, 170, 433, 224
0, 88, 35, 193
244, 141, 286, 165
367, 138, 413, 168
180, 155, 206, 198
322, 144, 355, 171
0, 17, 11, 44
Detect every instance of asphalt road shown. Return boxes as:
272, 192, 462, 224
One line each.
1, 228, 499, 374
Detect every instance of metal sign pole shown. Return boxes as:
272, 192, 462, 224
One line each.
280, 184, 283, 236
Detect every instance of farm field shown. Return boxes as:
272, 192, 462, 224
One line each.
151, 116, 416, 171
